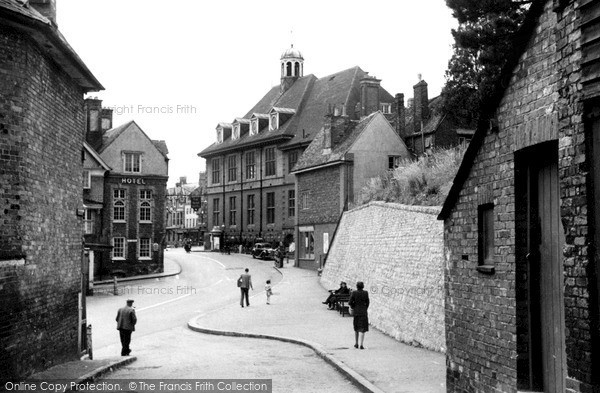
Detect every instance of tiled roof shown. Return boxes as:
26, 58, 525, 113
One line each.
0, 0, 103, 91
0, 0, 48, 23
292, 112, 378, 173
99, 120, 169, 160
153, 140, 169, 157
199, 66, 395, 157
100, 121, 135, 152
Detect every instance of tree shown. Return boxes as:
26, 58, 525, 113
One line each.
442, 0, 532, 123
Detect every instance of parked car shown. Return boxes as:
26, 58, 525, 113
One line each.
252, 243, 275, 259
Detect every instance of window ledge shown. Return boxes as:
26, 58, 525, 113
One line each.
139, 257, 152, 261
112, 258, 126, 261
477, 265, 495, 274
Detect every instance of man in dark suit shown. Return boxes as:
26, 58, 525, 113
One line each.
116, 299, 137, 356
239, 268, 253, 307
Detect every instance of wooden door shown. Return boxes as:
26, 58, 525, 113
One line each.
523, 148, 566, 392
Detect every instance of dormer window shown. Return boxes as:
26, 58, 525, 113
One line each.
250, 119, 258, 136
381, 103, 392, 114
217, 128, 223, 143
232, 124, 240, 140
269, 113, 278, 131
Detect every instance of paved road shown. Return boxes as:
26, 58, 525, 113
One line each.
88, 250, 280, 351
88, 250, 362, 392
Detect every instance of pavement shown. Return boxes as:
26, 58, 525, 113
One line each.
188, 261, 446, 393
93, 250, 183, 285
27, 356, 137, 384
23, 254, 446, 393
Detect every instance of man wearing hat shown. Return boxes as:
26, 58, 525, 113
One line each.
116, 299, 137, 356
322, 281, 349, 309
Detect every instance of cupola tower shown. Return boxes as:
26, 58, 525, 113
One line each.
280, 45, 303, 93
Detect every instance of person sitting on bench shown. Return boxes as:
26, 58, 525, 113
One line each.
323, 281, 350, 309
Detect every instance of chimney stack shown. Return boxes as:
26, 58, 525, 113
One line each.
413, 76, 429, 131
394, 93, 406, 138
360, 75, 381, 118
29, 0, 57, 25
84, 97, 103, 151
323, 113, 333, 155
101, 108, 113, 131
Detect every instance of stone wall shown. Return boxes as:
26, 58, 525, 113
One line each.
0, 26, 86, 380
321, 201, 445, 351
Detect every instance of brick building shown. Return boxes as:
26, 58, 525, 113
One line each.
402, 76, 474, 156
199, 46, 402, 251
90, 120, 169, 278
0, 0, 103, 380
438, 0, 600, 392
292, 111, 410, 269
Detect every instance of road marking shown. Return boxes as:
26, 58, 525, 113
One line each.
136, 294, 191, 312
194, 255, 226, 268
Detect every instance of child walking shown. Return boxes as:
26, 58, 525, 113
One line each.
265, 280, 272, 304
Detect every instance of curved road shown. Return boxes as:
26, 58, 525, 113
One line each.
88, 250, 362, 392
88, 249, 282, 351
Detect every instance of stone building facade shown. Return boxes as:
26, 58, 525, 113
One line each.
199, 47, 401, 251
0, 0, 103, 380
438, 1, 600, 392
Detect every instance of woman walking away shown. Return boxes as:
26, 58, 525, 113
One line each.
349, 281, 369, 349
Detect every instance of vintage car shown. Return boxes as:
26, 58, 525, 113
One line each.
251, 242, 275, 259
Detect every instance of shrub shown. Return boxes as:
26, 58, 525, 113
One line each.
356, 145, 466, 207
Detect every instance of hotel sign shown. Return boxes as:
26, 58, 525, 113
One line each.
121, 177, 146, 185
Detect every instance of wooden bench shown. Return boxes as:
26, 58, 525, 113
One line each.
334, 293, 352, 317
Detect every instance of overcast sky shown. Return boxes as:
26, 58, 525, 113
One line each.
58, 0, 457, 187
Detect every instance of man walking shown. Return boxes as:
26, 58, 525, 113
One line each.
116, 299, 137, 356
240, 268, 253, 307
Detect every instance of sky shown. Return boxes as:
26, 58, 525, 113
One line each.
58, 0, 458, 187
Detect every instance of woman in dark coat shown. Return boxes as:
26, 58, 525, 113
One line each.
348, 281, 369, 349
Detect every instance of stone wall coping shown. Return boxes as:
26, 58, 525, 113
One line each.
349, 201, 442, 216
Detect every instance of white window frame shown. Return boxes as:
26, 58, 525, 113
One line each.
123, 152, 142, 173
381, 103, 392, 114
140, 189, 152, 200
139, 238, 151, 259
139, 201, 152, 222
250, 119, 259, 135
232, 124, 240, 140
113, 189, 126, 222
112, 237, 126, 260
84, 209, 94, 234
269, 112, 278, 131
217, 128, 223, 143
83, 170, 91, 189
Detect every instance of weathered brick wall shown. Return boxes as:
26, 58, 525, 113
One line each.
443, 1, 595, 392
297, 166, 341, 225
0, 27, 86, 380
321, 202, 445, 351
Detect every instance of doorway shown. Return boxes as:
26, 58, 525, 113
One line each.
515, 141, 566, 392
